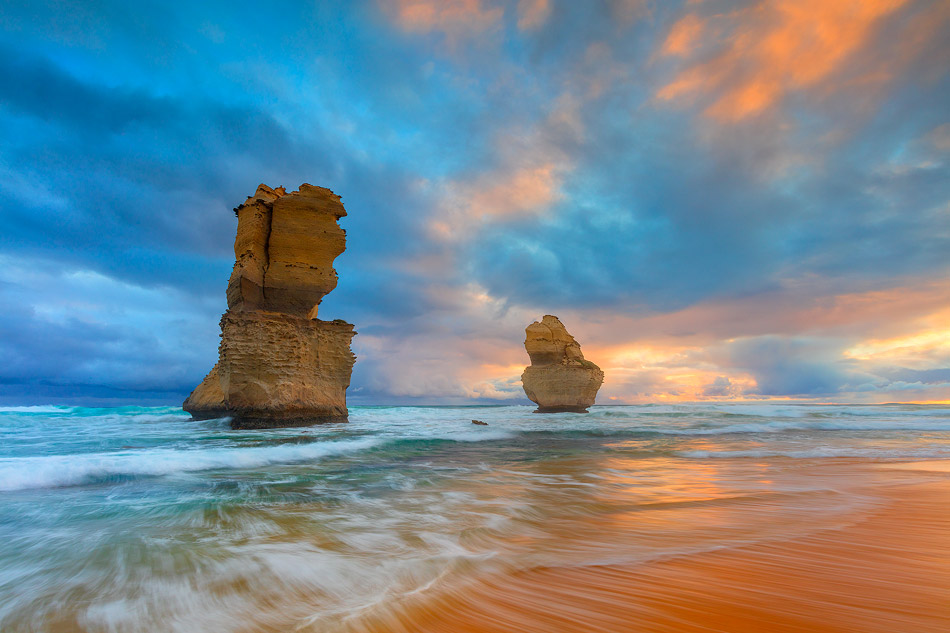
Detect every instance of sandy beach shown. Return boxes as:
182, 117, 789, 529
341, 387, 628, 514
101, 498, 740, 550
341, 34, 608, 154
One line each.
358, 462, 950, 633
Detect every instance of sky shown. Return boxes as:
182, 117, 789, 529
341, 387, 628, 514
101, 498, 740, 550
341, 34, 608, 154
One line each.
0, 0, 948, 406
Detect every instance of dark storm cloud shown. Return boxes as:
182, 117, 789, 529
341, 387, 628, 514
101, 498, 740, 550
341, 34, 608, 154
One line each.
0, 35, 440, 314
0, 41, 313, 292
718, 337, 856, 397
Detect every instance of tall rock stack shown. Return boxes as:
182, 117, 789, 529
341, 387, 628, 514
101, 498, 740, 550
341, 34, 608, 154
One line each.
184, 184, 356, 428
521, 315, 604, 413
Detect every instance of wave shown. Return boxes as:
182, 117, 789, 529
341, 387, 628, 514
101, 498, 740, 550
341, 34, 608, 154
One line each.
415, 428, 515, 442
586, 404, 950, 420
0, 424, 520, 492
86, 411, 194, 424
651, 419, 950, 435
0, 438, 383, 492
0, 405, 76, 414
509, 418, 950, 439
678, 448, 950, 459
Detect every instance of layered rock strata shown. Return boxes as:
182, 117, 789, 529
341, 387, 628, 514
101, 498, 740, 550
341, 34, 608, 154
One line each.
184, 184, 356, 428
521, 315, 604, 413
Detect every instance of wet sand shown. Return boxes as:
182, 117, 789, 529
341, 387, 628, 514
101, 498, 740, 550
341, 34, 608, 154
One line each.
361, 464, 950, 633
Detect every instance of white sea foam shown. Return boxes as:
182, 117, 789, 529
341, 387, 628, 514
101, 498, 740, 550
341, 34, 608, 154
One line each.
0, 405, 75, 414
0, 438, 383, 492
93, 412, 194, 424
428, 429, 515, 442
701, 404, 814, 418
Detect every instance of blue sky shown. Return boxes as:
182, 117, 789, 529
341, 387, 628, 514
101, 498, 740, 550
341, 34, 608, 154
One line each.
1, 0, 949, 405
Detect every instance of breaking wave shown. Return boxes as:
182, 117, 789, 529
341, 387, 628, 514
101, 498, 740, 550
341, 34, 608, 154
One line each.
0, 405, 76, 414
0, 438, 383, 491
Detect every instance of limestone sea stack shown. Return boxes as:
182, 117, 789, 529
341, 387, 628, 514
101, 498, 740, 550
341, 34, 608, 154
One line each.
521, 315, 604, 413
183, 184, 356, 428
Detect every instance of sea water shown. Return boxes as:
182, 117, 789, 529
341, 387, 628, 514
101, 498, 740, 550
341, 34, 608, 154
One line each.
1, 404, 949, 631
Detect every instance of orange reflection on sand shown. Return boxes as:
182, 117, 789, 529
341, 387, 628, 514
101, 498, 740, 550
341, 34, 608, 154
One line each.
599, 454, 730, 502
355, 472, 950, 633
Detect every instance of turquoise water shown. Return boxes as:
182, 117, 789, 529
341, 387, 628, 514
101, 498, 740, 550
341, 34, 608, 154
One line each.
1, 404, 949, 631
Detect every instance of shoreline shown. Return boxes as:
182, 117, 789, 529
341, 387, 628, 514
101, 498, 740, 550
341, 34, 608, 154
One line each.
351, 462, 950, 633
4, 404, 950, 633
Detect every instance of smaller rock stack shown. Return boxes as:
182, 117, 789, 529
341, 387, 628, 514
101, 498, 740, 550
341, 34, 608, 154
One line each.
521, 315, 604, 413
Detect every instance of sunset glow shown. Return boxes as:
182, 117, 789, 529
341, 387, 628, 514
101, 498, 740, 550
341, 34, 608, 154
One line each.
0, 0, 947, 406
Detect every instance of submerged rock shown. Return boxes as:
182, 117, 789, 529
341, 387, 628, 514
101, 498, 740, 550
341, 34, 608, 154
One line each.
520, 315, 604, 413
184, 184, 356, 428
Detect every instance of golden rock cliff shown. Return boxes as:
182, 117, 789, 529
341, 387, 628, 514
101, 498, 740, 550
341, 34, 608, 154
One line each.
521, 315, 604, 413
184, 184, 356, 428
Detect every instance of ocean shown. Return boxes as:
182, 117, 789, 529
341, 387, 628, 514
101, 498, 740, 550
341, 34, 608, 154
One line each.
1, 404, 949, 632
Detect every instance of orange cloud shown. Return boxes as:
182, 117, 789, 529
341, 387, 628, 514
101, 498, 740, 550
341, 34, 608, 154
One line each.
661, 14, 704, 57
517, 0, 550, 31
588, 342, 759, 403
470, 164, 560, 215
428, 163, 563, 241
426, 95, 578, 241
566, 278, 950, 353
386, 0, 503, 38
844, 307, 950, 368
356, 277, 950, 404
930, 123, 950, 151
657, 0, 910, 121
540, 278, 950, 403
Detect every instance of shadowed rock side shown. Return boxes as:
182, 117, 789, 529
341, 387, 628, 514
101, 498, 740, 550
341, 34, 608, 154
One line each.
184, 184, 356, 428
521, 315, 604, 413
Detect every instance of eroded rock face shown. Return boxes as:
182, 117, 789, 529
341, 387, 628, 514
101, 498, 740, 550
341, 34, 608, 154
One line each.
184, 184, 356, 428
521, 315, 603, 413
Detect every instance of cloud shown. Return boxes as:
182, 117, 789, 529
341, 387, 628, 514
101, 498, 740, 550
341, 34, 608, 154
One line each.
349, 279, 538, 399
656, 0, 915, 121
930, 123, 950, 151
843, 309, 950, 369
517, 0, 550, 30
718, 336, 854, 396
0, 0, 947, 405
660, 13, 703, 57
703, 376, 739, 397
428, 163, 564, 241
0, 42, 327, 293
384, 0, 504, 43
0, 254, 221, 404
